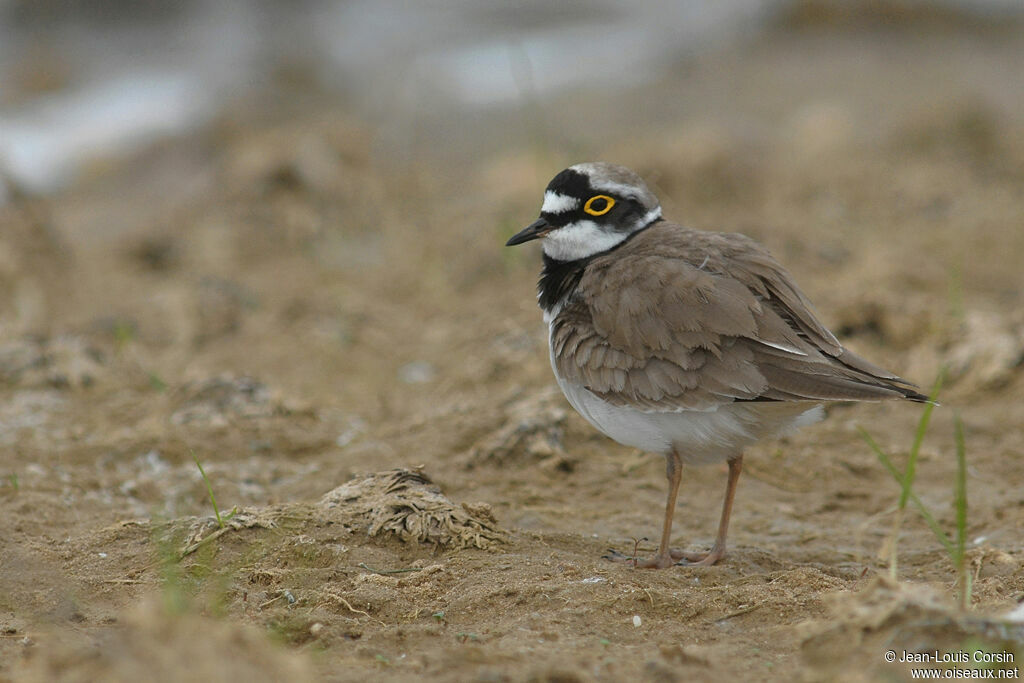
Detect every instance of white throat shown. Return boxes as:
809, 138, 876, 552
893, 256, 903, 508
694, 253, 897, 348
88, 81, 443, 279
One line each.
541, 221, 626, 261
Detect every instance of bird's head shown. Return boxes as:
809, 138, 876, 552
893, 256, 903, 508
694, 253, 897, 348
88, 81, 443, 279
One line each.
506, 162, 662, 261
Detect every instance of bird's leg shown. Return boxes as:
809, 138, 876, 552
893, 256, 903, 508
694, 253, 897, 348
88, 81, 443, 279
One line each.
612, 449, 683, 569
672, 455, 743, 566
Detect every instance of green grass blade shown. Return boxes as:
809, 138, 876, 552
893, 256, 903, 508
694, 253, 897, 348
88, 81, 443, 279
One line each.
899, 371, 945, 510
858, 427, 955, 556
192, 451, 224, 529
953, 413, 969, 608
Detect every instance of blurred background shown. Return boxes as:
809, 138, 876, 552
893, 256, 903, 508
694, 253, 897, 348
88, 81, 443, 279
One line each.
2, 0, 1023, 392
2, 0, 1022, 195
4, 2, 1024, 681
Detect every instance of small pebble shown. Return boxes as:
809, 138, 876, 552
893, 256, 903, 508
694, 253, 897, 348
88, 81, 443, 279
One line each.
632, 615, 642, 627
310, 622, 324, 636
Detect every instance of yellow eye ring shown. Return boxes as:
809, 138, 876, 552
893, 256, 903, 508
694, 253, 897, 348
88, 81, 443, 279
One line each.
583, 195, 615, 216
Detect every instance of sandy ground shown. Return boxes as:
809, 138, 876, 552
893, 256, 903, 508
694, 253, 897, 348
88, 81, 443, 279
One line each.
3, 17, 1024, 683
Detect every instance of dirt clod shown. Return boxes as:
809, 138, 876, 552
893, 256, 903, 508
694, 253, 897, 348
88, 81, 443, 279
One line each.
318, 469, 509, 549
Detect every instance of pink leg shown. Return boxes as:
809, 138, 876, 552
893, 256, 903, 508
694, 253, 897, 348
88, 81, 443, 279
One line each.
609, 449, 682, 569
671, 455, 743, 566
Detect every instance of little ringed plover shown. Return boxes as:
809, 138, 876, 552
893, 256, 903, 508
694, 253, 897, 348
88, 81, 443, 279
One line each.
505, 162, 927, 569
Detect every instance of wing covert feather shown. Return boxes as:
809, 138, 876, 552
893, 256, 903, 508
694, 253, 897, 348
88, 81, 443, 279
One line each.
548, 222, 922, 411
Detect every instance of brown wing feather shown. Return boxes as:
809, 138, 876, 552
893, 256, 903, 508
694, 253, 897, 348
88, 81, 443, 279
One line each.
550, 222, 925, 412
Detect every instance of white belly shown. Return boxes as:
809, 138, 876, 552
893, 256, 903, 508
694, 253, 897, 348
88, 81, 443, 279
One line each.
548, 334, 823, 465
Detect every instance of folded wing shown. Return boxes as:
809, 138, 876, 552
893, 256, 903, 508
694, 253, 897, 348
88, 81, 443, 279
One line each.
550, 224, 927, 412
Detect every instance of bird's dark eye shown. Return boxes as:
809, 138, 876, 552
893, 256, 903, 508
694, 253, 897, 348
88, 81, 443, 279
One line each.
583, 195, 615, 216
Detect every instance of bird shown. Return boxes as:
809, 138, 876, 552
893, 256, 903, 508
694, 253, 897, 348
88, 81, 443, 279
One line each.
505, 162, 928, 569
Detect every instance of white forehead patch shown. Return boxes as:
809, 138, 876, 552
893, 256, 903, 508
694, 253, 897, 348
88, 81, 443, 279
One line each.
541, 191, 580, 215
541, 220, 629, 262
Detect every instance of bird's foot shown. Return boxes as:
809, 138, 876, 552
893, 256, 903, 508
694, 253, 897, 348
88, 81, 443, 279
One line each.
669, 544, 726, 566
603, 544, 726, 569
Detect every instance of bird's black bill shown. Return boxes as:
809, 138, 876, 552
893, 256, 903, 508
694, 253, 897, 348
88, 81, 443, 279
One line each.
505, 218, 551, 246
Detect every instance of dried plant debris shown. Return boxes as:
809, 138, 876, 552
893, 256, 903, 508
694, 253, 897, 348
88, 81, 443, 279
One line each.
801, 577, 1024, 680
177, 507, 283, 559
465, 389, 569, 467
318, 469, 508, 550
0, 335, 106, 389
